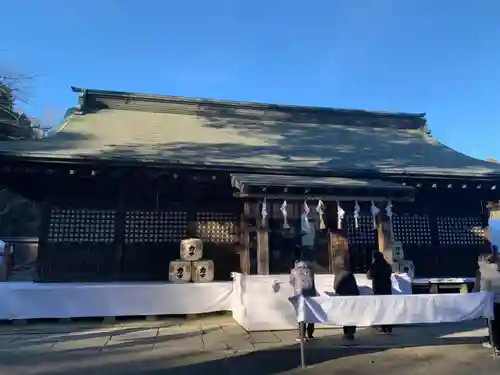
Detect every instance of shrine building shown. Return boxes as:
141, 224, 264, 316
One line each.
0, 87, 499, 282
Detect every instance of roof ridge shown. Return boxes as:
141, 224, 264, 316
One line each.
71, 86, 425, 119
71, 86, 427, 130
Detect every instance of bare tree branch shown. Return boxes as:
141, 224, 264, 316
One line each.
0, 69, 37, 105
0, 67, 41, 139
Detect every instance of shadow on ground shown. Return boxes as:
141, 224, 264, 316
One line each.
1, 320, 493, 375
17, 342, 496, 375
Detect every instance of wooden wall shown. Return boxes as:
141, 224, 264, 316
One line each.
34, 167, 494, 281
37, 172, 243, 282
340, 194, 489, 278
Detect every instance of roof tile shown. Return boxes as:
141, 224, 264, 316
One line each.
0, 89, 498, 178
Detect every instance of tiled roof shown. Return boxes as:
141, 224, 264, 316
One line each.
0, 87, 499, 178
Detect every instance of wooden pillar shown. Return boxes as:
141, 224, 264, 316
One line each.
244, 201, 270, 275
377, 214, 394, 265
115, 182, 126, 281
239, 213, 250, 274
257, 230, 269, 275
36, 198, 52, 282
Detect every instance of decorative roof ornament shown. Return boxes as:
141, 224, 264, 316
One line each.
336, 201, 345, 230
316, 200, 326, 229
280, 200, 289, 229
261, 198, 268, 227
370, 201, 380, 230
354, 201, 361, 229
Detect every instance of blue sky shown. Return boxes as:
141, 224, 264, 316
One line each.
2, 0, 500, 160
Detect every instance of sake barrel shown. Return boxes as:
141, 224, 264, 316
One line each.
180, 238, 203, 261
191, 260, 214, 283
168, 260, 192, 283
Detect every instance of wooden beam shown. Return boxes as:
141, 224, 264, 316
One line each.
239, 214, 250, 274
234, 192, 414, 202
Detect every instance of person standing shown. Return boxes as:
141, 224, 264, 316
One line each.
333, 253, 360, 340
289, 260, 318, 342
474, 253, 500, 352
367, 251, 394, 334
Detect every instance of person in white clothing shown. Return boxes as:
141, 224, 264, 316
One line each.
289, 260, 318, 341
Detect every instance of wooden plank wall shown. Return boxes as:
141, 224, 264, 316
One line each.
37, 173, 244, 282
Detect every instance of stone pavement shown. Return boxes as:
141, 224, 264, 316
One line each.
0, 316, 497, 375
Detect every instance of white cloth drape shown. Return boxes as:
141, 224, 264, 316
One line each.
290, 292, 494, 326
0, 282, 233, 319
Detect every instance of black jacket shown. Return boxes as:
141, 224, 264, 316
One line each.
334, 270, 360, 296
333, 254, 360, 296
367, 260, 392, 295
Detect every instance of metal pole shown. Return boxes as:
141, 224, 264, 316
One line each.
299, 321, 306, 368
488, 318, 497, 360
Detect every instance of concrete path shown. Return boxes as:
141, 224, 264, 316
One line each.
0, 316, 497, 375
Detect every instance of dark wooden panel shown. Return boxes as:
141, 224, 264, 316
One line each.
124, 210, 188, 244
393, 214, 432, 245
436, 216, 486, 245
249, 229, 258, 274
350, 244, 379, 274
120, 243, 178, 281
46, 208, 117, 244
195, 211, 238, 244
119, 208, 188, 281
312, 229, 330, 273
347, 215, 378, 246
402, 245, 436, 278
346, 214, 378, 273
203, 243, 241, 281
38, 243, 121, 282
435, 246, 483, 278
37, 205, 121, 282
390, 198, 488, 278
268, 218, 300, 274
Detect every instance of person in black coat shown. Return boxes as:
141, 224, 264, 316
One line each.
333, 253, 360, 340
367, 251, 393, 333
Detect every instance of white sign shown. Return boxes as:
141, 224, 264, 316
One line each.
392, 241, 404, 261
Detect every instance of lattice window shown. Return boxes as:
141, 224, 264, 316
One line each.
437, 216, 485, 245
196, 212, 237, 244
393, 215, 432, 245
124, 211, 187, 244
47, 208, 116, 243
347, 215, 377, 245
